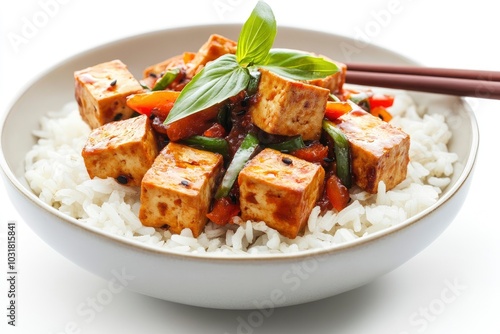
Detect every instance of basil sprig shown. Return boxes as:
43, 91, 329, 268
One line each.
236, 1, 276, 66
164, 1, 338, 125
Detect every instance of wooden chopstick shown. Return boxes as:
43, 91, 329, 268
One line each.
346, 62, 500, 81
344, 62, 500, 99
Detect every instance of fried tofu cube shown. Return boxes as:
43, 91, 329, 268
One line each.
185, 34, 237, 77
336, 110, 410, 193
82, 115, 158, 187
249, 68, 330, 141
74, 59, 144, 129
139, 143, 223, 237
141, 34, 236, 89
238, 148, 325, 239
307, 58, 346, 94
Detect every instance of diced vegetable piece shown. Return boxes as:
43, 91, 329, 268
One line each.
325, 174, 350, 211
324, 101, 352, 121
166, 104, 220, 141
203, 123, 227, 138
206, 197, 241, 225
322, 120, 352, 188
183, 52, 196, 64
215, 133, 259, 199
291, 142, 328, 164
152, 68, 180, 91
368, 93, 395, 109
181, 135, 229, 157
370, 107, 393, 122
126, 90, 180, 117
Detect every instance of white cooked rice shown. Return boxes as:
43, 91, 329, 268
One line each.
24, 90, 458, 255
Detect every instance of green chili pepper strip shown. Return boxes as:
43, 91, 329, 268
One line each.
215, 133, 259, 199
329, 93, 341, 102
152, 68, 180, 91
181, 136, 229, 157
267, 136, 305, 153
322, 120, 352, 188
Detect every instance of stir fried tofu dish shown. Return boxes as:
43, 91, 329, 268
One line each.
23, 1, 458, 255
73, 2, 410, 239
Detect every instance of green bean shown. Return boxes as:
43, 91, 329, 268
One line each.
215, 133, 259, 199
322, 120, 352, 188
181, 135, 229, 157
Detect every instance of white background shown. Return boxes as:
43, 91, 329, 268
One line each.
1, 0, 499, 333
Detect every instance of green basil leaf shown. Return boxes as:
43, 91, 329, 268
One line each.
164, 54, 250, 125
236, 1, 276, 66
259, 48, 339, 81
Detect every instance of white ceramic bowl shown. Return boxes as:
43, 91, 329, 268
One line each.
0, 25, 478, 309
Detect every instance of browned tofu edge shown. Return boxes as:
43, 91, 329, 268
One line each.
337, 110, 410, 193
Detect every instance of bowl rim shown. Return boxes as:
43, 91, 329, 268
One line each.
0, 23, 480, 262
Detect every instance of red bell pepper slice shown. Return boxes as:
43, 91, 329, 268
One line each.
324, 101, 352, 121
126, 90, 180, 118
206, 197, 240, 226
325, 174, 350, 211
368, 93, 395, 109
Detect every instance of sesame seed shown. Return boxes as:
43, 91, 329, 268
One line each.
110, 79, 117, 86
116, 175, 128, 184
282, 157, 293, 165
